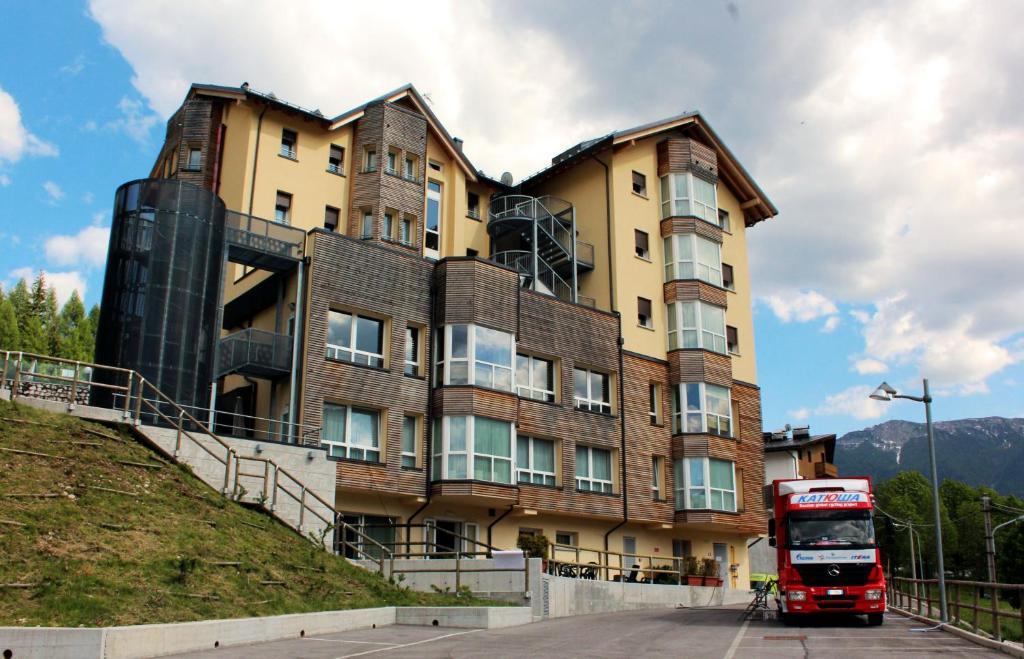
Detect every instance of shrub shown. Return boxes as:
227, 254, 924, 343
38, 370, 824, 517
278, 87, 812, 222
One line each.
701, 557, 720, 578
517, 533, 550, 559
684, 556, 701, 576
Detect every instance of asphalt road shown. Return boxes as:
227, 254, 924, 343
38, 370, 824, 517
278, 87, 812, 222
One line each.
168, 606, 1003, 658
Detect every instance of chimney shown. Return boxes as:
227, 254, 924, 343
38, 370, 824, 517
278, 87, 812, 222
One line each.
453, 137, 464, 153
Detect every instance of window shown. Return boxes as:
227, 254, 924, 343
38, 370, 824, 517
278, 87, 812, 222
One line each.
649, 383, 660, 425
425, 181, 442, 258
405, 326, 421, 376
382, 209, 396, 241
632, 171, 647, 196
727, 326, 739, 355
574, 368, 611, 414
324, 206, 339, 231
663, 233, 723, 286
517, 436, 556, 486
386, 148, 399, 175
718, 208, 731, 232
467, 192, 480, 220
364, 148, 377, 172
435, 324, 515, 391
429, 160, 443, 172
671, 382, 732, 436
404, 155, 417, 181
431, 416, 513, 484
660, 172, 717, 224
326, 310, 385, 368
186, 148, 202, 170
399, 215, 415, 246
638, 297, 653, 328
337, 513, 394, 559
280, 129, 297, 159
401, 415, 418, 468
634, 229, 649, 259
666, 301, 727, 354
466, 248, 478, 258
652, 455, 664, 499
328, 144, 344, 174
674, 457, 736, 512
169, 147, 178, 175
576, 445, 613, 493
322, 403, 380, 462
722, 263, 735, 291
555, 531, 577, 546
516, 354, 555, 402
274, 191, 292, 225
361, 209, 374, 239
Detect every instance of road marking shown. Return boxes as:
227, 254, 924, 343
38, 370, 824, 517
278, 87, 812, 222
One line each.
334, 629, 483, 658
304, 637, 396, 645
723, 619, 750, 659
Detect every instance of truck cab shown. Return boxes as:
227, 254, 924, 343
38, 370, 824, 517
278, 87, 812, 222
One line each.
768, 478, 886, 626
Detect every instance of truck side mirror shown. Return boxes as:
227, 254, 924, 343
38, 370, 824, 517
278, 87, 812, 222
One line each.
768, 518, 776, 547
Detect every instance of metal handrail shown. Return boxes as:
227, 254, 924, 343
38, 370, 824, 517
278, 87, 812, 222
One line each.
888, 576, 1024, 642
546, 541, 699, 585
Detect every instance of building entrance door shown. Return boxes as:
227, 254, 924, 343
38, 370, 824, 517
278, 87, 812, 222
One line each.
713, 542, 729, 585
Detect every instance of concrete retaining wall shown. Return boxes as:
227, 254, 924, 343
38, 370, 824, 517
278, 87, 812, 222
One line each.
0, 627, 104, 659
395, 606, 533, 629
540, 574, 753, 619
356, 557, 542, 603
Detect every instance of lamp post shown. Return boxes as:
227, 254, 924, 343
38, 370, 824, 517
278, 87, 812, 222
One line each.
870, 379, 947, 623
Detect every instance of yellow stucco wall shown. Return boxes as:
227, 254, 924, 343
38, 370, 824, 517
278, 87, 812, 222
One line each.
717, 186, 758, 384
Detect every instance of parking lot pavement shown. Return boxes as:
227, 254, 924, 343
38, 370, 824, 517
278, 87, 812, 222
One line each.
167, 605, 1006, 658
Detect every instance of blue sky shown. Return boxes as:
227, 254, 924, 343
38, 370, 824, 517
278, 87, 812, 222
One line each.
1, 1, 1021, 436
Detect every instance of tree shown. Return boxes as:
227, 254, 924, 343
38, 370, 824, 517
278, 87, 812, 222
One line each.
58, 290, 90, 361
0, 289, 19, 349
8, 277, 44, 353
44, 287, 62, 356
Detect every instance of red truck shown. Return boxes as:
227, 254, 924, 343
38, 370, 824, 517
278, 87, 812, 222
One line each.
768, 477, 886, 626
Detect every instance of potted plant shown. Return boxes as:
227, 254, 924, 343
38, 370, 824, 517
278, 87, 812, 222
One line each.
701, 557, 722, 587
684, 556, 703, 586
517, 533, 550, 572
652, 565, 677, 585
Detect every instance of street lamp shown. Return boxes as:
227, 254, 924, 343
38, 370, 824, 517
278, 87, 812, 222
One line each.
869, 379, 947, 624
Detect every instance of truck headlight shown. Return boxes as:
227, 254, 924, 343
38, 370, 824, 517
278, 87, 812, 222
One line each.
788, 590, 807, 601
864, 589, 883, 601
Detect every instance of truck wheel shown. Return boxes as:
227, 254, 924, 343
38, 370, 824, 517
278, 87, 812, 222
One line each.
867, 613, 884, 626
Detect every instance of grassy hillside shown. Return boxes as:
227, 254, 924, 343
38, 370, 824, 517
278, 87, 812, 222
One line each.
0, 400, 483, 627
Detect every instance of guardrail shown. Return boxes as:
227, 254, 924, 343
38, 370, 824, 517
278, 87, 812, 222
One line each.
546, 542, 714, 586
217, 327, 293, 377
888, 576, 1024, 642
0, 350, 332, 541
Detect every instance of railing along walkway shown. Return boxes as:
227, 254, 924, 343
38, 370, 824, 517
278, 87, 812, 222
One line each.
888, 576, 1024, 643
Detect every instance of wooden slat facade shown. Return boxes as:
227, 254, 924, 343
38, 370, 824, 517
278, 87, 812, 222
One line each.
656, 136, 718, 182
660, 217, 723, 243
663, 280, 728, 308
668, 350, 732, 388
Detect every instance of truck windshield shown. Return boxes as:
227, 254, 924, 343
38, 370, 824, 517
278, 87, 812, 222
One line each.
788, 510, 875, 549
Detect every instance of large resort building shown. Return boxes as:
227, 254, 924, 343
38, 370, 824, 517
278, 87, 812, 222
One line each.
97, 82, 778, 587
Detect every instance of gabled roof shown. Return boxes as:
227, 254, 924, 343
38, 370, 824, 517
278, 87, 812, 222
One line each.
189, 82, 478, 182
521, 110, 778, 226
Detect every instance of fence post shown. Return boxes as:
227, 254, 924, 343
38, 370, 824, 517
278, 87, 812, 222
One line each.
11, 353, 22, 398
174, 411, 184, 457
455, 554, 461, 592
132, 374, 144, 423
122, 372, 133, 419
1, 351, 8, 390
952, 582, 960, 624
298, 486, 306, 532
991, 584, 1001, 642
262, 460, 270, 505
270, 464, 278, 511
972, 584, 980, 633
69, 362, 80, 410
222, 449, 233, 495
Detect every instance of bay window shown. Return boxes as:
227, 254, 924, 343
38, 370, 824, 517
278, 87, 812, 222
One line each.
431, 416, 514, 484
517, 436, 556, 486
575, 445, 613, 493
671, 382, 732, 436
322, 403, 380, 462
660, 172, 717, 224
574, 367, 612, 414
666, 301, 727, 354
516, 354, 555, 402
674, 457, 736, 512
663, 233, 723, 286
326, 310, 385, 368
434, 324, 514, 391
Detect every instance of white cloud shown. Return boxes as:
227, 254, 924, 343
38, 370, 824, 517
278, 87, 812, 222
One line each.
0, 86, 58, 164
762, 290, 838, 323
814, 385, 892, 421
60, 54, 87, 76
87, 0, 610, 178
852, 358, 888, 375
42, 180, 64, 203
849, 310, 871, 324
789, 407, 810, 421
82, 191, 95, 204
44, 224, 110, 268
0, 173, 9, 186
104, 96, 159, 145
6, 267, 86, 306
821, 316, 840, 333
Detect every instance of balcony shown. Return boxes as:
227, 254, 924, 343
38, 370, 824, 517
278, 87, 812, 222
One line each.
225, 210, 305, 272
814, 461, 839, 478
217, 328, 293, 379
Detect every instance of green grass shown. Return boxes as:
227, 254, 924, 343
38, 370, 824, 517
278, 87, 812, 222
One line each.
899, 583, 1022, 642
0, 400, 493, 627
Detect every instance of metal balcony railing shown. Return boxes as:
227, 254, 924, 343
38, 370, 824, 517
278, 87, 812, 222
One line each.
217, 328, 293, 378
224, 210, 305, 271
491, 250, 573, 302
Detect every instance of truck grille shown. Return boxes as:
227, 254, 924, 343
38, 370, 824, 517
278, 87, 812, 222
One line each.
795, 563, 873, 587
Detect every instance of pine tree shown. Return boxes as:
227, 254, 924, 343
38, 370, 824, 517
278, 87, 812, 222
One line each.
0, 289, 19, 349
9, 278, 44, 353
86, 305, 100, 362
59, 290, 88, 360
44, 288, 62, 357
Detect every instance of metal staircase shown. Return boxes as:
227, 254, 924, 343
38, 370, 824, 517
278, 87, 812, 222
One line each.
487, 195, 594, 303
